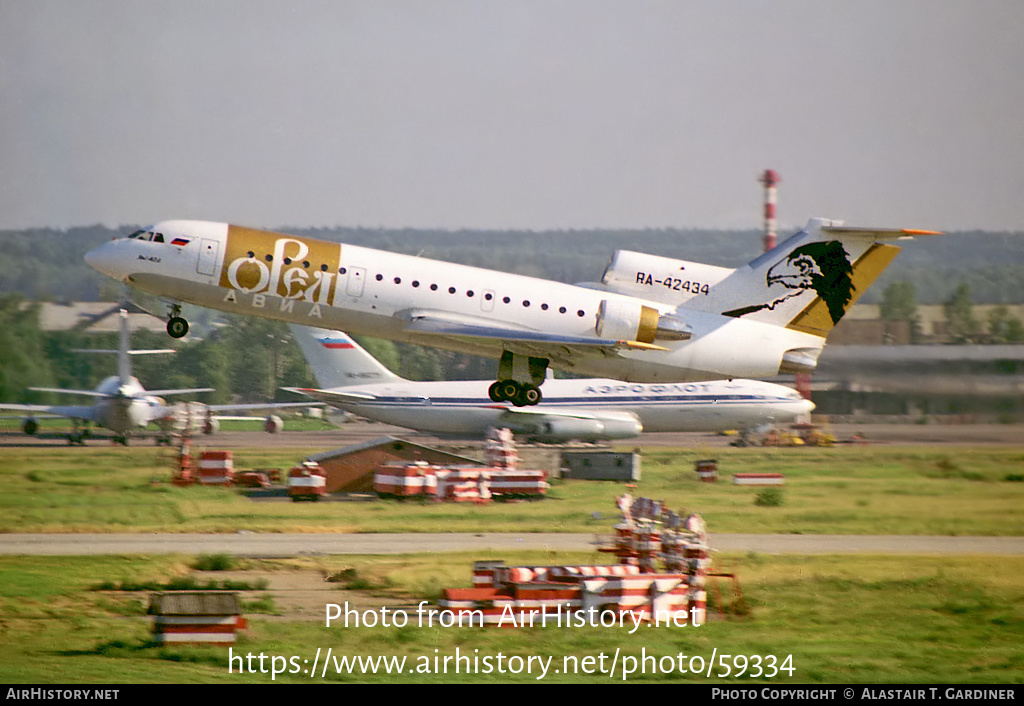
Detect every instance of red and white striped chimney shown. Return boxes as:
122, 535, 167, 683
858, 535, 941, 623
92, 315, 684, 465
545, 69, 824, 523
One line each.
759, 169, 780, 252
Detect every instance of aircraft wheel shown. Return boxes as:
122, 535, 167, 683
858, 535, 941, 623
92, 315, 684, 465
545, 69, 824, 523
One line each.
488, 381, 503, 402
521, 383, 542, 406
499, 380, 521, 403
167, 316, 189, 339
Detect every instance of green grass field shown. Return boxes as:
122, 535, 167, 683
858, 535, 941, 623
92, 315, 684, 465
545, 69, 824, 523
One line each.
0, 552, 1020, 683
1, 443, 1022, 535
1, 440, 1022, 683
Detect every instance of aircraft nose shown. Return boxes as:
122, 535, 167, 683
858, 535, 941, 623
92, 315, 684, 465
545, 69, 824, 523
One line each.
85, 239, 129, 281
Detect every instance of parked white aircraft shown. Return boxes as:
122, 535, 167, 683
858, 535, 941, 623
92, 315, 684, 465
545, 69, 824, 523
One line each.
85, 218, 939, 407
284, 325, 813, 442
0, 309, 310, 444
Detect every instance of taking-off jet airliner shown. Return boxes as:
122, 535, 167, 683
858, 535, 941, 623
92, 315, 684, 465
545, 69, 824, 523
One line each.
285, 325, 814, 442
85, 218, 940, 406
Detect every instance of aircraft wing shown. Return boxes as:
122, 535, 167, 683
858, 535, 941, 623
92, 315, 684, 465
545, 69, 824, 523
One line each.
487, 405, 603, 421
147, 387, 216, 397
205, 401, 322, 413
0, 403, 98, 423
486, 403, 642, 440
280, 387, 379, 405
27, 387, 108, 399
398, 309, 668, 357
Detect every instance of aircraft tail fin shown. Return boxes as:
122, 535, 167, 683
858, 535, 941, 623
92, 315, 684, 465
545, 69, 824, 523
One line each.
288, 325, 404, 389
71, 309, 176, 387
694, 218, 942, 338
117, 309, 132, 386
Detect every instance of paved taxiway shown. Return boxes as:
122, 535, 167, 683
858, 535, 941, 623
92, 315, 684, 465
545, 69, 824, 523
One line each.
2, 533, 1022, 556
4, 421, 1024, 449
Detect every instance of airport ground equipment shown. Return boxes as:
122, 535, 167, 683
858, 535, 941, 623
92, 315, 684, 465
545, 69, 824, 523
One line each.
435, 494, 744, 627
288, 461, 326, 501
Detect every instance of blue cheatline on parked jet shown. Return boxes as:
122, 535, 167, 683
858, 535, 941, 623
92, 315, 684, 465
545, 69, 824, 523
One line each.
0, 309, 314, 444
85, 218, 940, 407
283, 325, 814, 442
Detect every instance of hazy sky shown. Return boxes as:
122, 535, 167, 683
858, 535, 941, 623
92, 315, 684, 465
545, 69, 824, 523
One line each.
2, 0, 1022, 232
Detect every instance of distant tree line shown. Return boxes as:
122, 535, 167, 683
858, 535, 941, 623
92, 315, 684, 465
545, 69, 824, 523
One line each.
0, 294, 499, 405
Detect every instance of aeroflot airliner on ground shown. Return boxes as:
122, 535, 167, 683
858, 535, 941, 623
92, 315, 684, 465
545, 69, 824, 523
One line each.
285, 325, 813, 442
85, 218, 939, 407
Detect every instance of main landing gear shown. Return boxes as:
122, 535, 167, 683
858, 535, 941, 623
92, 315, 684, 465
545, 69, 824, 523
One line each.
488, 380, 542, 407
488, 351, 548, 407
166, 303, 189, 339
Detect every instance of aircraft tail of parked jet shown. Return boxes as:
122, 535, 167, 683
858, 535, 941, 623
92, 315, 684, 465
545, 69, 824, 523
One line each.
289, 326, 401, 389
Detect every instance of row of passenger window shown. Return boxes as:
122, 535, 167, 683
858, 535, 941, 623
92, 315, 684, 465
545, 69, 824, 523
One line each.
370, 274, 585, 316
246, 250, 587, 318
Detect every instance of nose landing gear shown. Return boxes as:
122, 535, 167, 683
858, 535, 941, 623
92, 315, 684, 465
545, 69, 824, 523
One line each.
166, 304, 189, 338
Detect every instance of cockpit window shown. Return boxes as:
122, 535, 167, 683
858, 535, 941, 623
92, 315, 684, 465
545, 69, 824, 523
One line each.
128, 230, 166, 242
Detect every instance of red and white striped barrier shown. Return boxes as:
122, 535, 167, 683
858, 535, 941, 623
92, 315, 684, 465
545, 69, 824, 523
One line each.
197, 451, 233, 486
374, 465, 438, 496
152, 615, 245, 645
373, 464, 548, 501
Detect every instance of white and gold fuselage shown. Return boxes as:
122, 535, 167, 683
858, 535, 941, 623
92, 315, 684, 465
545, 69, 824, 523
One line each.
85, 219, 929, 384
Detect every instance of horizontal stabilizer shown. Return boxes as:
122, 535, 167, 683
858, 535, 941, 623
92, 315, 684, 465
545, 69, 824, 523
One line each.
282, 387, 379, 405
71, 349, 176, 355
821, 226, 943, 239
147, 387, 216, 397
28, 387, 108, 399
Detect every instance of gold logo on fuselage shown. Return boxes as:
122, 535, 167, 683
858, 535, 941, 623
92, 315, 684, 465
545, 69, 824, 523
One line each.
220, 226, 341, 304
